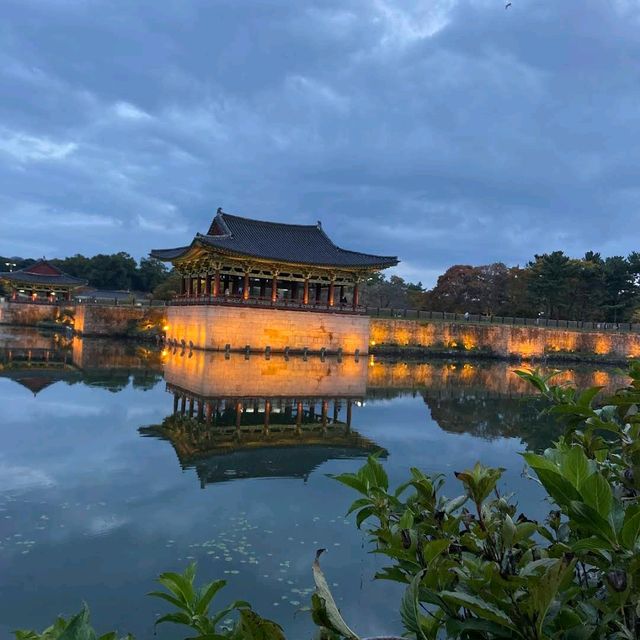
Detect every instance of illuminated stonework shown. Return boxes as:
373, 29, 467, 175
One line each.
369, 319, 640, 361
166, 304, 370, 354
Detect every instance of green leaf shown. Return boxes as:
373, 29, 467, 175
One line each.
621, 505, 640, 549
345, 497, 373, 516
356, 506, 376, 529
233, 610, 286, 640
534, 468, 581, 507
439, 591, 515, 629
399, 571, 428, 640
560, 447, 594, 489
579, 473, 612, 519
331, 474, 368, 495
58, 605, 96, 640
443, 494, 467, 514
156, 568, 195, 607
147, 590, 185, 610
367, 454, 389, 490
568, 501, 616, 545
398, 509, 414, 530
154, 612, 192, 628
195, 580, 226, 616
422, 539, 450, 564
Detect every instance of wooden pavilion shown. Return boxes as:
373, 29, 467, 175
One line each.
151, 208, 398, 313
0, 260, 87, 302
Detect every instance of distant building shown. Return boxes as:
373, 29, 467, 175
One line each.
0, 259, 87, 302
151, 208, 398, 312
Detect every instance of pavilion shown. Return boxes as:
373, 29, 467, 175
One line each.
0, 260, 87, 302
151, 208, 398, 313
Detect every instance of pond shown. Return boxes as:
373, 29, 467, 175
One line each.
0, 326, 628, 638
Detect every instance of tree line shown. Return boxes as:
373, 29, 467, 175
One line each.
3, 249, 639, 321
363, 250, 640, 322
0, 253, 170, 294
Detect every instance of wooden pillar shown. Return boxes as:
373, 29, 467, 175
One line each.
196, 276, 203, 297
321, 400, 328, 430
328, 281, 335, 307
339, 285, 345, 306
180, 276, 186, 296
180, 394, 186, 415
303, 278, 309, 305
296, 401, 303, 432
235, 401, 243, 429
188, 396, 194, 418
271, 273, 278, 303
205, 274, 212, 297
188, 276, 195, 297
353, 282, 359, 310
65, 289, 72, 301
223, 274, 230, 296
333, 400, 339, 423
213, 268, 220, 297
205, 402, 213, 423
315, 283, 322, 304
173, 394, 179, 415
346, 400, 352, 429
243, 271, 250, 300
197, 400, 204, 421
264, 400, 271, 433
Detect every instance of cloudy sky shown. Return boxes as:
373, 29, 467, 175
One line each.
1, 0, 638, 285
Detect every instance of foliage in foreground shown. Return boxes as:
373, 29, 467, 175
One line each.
332, 361, 640, 639
15, 362, 640, 639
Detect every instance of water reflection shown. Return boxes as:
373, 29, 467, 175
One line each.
142, 349, 384, 486
0, 326, 634, 639
0, 328, 163, 393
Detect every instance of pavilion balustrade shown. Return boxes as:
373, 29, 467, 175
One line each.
174, 269, 364, 314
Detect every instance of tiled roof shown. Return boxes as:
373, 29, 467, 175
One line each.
151, 210, 398, 269
0, 260, 87, 286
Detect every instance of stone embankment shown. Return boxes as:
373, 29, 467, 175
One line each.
0, 301, 165, 337
369, 319, 640, 363
3, 301, 640, 362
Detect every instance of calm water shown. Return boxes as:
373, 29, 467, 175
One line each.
0, 327, 627, 638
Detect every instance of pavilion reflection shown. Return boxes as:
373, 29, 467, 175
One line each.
0, 329, 78, 394
0, 328, 163, 394
141, 348, 384, 486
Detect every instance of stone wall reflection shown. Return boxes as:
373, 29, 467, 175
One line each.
162, 348, 368, 398
366, 359, 628, 398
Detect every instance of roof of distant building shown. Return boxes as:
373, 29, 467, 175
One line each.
0, 260, 88, 286
151, 209, 398, 269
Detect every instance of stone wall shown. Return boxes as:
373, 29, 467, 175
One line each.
74, 305, 166, 336
370, 319, 640, 361
166, 305, 370, 355
0, 301, 60, 326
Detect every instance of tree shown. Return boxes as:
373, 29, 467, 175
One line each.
602, 256, 636, 322
134, 258, 168, 292
152, 270, 182, 300
526, 251, 576, 319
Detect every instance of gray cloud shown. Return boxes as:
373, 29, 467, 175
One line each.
1, 0, 638, 284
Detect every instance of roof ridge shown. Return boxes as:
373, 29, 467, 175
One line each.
220, 210, 321, 230
333, 244, 398, 260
